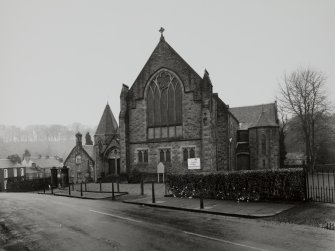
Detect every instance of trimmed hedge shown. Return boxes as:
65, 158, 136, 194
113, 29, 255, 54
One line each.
6, 177, 51, 192
166, 168, 305, 202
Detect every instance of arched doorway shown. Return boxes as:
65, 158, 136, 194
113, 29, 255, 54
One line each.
107, 149, 120, 175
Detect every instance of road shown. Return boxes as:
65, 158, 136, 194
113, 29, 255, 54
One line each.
0, 193, 334, 251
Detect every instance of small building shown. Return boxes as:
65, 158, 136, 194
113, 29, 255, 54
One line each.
230, 103, 280, 170
64, 132, 95, 183
0, 159, 26, 191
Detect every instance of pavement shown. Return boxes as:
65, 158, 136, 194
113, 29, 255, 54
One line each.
123, 196, 297, 218
38, 182, 297, 218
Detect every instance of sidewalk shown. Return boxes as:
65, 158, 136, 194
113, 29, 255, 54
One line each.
123, 196, 297, 218
37, 182, 297, 218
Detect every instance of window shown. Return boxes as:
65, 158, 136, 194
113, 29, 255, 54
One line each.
20, 168, 24, 176
182, 147, 196, 162
261, 134, 266, 155
4, 169, 8, 178
137, 150, 148, 163
13, 168, 17, 177
75, 155, 82, 165
147, 69, 183, 139
159, 148, 171, 163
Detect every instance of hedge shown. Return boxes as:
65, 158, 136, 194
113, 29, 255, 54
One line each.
166, 168, 305, 202
6, 177, 51, 192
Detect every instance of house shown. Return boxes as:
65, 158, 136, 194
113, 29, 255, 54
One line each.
21, 153, 63, 179
0, 159, 25, 191
118, 32, 280, 175
64, 132, 95, 183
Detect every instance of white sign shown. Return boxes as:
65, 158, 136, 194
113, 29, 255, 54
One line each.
188, 158, 201, 169
157, 162, 165, 173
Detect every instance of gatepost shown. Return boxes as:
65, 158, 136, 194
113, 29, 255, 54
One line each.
61, 166, 69, 188
50, 167, 58, 188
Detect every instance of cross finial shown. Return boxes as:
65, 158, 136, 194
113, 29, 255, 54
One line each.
159, 27, 165, 40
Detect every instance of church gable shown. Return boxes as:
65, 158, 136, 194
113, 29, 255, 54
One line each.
129, 36, 203, 104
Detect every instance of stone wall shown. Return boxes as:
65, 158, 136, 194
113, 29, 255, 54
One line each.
129, 140, 202, 174
249, 127, 279, 170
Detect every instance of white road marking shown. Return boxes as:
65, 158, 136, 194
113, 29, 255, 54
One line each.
184, 231, 266, 251
89, 210, 142, 223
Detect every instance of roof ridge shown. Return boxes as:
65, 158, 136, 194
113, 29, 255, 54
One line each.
230, 102, 275, 109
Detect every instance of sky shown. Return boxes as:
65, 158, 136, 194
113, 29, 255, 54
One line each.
1, 0, 334, 128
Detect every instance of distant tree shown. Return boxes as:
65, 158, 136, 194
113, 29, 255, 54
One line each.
7, 154, 21, 164
278, 68, 331, 167
23, 149, 31, 157
85, 132, 93, 145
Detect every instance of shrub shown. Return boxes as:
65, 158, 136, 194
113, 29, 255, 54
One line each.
166, 168, 305, 202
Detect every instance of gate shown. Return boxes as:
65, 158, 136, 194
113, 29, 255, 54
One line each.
306, 167, 335, 203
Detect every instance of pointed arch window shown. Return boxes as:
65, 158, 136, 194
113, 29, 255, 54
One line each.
146, 70, 183, 139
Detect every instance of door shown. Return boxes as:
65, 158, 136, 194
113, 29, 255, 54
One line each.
117, 158, 120, 174
108, 159, 116, 175
237, 154, 250, 170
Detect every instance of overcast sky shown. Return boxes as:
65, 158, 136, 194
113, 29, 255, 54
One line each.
1, 0, 334, 128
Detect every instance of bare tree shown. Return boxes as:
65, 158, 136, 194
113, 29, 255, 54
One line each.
278, 68, 330, 168
278, 107, 288, 167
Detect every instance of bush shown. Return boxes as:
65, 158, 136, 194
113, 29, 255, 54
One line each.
127, 169, 158, 183
166, 168, 305, 202
6, 177, 51, 192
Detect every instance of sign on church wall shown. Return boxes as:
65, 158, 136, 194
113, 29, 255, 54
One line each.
188, 158, 201, 170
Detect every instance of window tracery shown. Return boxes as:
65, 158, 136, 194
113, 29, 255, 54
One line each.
146, 70, 183, 139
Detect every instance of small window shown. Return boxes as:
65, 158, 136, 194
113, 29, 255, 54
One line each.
183, 148, 188, 162
182, 147, 196, 162
20, 168, 24, 176
190, 148, 195, 158
75, 155, 82, 165
138, 151, 143, 163
13, 168, 17, 177
137, 150, 148, 163
159, 149, 171, 163
160, 150, 165, 162
4, 169, 8, 178
144, 150, 148, 163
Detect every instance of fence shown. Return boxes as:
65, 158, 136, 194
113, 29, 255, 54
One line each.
306, 168, 335, 203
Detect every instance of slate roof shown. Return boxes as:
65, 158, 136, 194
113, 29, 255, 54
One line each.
22, 157, 63, 168
82, 145, 94, 160
0, 159, 23, 169
229, 103, 279, 130
95, 104, 118, 135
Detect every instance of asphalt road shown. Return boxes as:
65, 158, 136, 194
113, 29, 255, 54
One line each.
0, 193, 334, 251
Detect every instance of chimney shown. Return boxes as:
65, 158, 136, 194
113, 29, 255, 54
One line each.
76, 132, 82, 146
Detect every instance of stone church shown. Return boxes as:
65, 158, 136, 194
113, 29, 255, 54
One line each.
65, 32, 280, 180
118, 32, 280, 176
